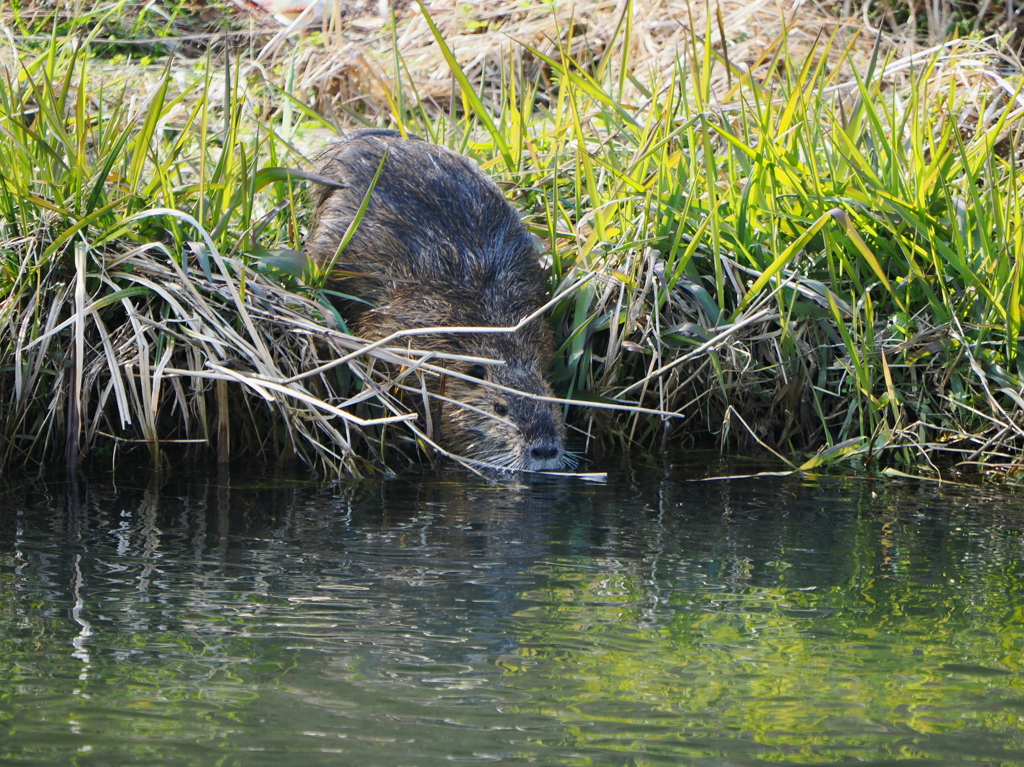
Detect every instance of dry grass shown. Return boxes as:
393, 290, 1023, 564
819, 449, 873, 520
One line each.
287, 0, 880, 117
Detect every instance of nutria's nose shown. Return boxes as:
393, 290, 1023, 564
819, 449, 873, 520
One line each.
530, 445, 560, 462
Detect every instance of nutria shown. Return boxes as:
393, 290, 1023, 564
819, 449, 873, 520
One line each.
306, 130, 566, 471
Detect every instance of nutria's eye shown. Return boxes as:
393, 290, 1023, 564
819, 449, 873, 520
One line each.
494, 402, 509, 417
467, 364, 487, 382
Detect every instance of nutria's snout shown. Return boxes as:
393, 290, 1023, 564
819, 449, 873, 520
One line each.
515, 396, 566, 472
528, 443, 563, 469
441, 364, 566, 472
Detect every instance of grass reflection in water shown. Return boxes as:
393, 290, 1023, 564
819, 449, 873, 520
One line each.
0, 467, 1022, 765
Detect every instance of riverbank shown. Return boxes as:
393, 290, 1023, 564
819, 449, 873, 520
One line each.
1, 0, 1022, 480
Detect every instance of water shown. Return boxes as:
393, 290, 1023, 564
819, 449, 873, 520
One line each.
1, 463, 1023, 765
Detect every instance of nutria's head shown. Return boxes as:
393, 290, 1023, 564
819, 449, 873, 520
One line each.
357, 295, 567, 472
438, 357, 566, 472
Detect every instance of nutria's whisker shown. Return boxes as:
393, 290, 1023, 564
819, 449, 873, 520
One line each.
559, 451, 583, 471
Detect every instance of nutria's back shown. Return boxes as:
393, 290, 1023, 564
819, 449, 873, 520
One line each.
306, 130, 566, 471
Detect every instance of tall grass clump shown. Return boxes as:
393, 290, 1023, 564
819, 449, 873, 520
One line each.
355, 11, 1024, 478
0, 29, 445, 477
4, 0, 1024, 481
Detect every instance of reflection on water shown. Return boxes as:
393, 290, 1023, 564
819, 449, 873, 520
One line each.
1, 464, 1023, 765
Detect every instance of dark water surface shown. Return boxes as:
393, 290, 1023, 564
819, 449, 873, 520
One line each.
1, 463, 1023, 765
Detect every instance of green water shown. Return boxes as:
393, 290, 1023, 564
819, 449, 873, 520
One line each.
1, 465, 1023, 765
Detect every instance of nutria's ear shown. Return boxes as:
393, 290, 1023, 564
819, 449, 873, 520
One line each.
467, 364, 487, 383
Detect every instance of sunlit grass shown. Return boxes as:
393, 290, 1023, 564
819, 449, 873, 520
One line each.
397, 14, 1024, 478
1, 6, 1023, 479
0, 27, 391, 475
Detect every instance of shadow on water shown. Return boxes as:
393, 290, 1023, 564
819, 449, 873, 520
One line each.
1, 461, 1024, 765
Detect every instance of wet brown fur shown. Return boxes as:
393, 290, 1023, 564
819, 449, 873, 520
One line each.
306, 130, 566, 471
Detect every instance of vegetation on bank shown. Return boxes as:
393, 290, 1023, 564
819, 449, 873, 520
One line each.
1, 1, 1023, 480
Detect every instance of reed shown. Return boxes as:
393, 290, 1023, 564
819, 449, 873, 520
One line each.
2, 2, 1023, 479
0, 25, 418, 475
375, 9, 1024, 479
